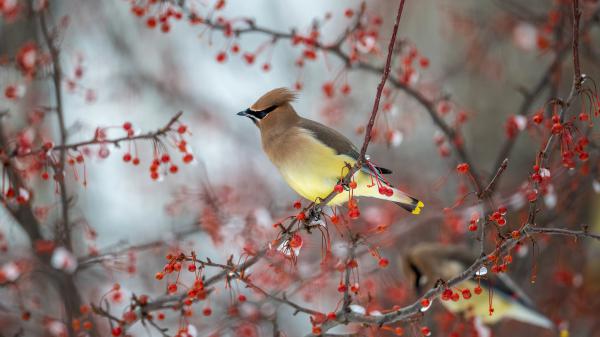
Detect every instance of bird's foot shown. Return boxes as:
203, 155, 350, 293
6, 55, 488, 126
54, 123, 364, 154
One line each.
336, 178, 351, 191
308, 205, 323, 223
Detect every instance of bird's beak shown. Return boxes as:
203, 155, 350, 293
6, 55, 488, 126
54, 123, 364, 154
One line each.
237, 109, 258, 126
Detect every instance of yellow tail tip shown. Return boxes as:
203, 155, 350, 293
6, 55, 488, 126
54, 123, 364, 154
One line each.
411, 201, 424, 215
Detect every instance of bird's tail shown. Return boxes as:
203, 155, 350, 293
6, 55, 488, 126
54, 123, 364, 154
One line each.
390, 188, 424, 215
353, 171, 423, 214
506, 303, 555, 330
360, 184, 423, 214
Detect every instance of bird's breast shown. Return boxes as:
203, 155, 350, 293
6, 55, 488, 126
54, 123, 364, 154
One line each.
262, 128, 354, 202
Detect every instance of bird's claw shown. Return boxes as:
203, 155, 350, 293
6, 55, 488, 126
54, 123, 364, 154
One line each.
308, 205, 322, 223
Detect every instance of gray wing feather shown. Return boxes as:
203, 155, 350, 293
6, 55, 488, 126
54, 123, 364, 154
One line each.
298, 118, 391, 178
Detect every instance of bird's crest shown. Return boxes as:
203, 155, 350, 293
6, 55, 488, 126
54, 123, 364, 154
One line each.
250, 87, 297, 111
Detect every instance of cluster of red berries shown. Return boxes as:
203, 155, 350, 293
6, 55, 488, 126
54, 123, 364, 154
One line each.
131, 3, 183, 33
119, 121, 193, 180
347, 197, 360, 219
398, 46, 430, 84
3, 42, 41, 101
288, 234, 303, 250
532, 113, 591, 168
487, 253, 512, 274
441, 286, 480, 302
378, 185, 393, 197
2, 187, 30, 205
489, 206, 507, 226
535, 8, 563, 51
561, 133, 590, 168
321, 81, 352, 98
69, 305, 94, 332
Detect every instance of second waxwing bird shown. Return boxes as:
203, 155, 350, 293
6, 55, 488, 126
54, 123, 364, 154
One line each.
402, 243, 554, 329
237, 88, 424, 214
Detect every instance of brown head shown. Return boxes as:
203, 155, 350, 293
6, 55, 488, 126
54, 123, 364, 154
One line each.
237, 88, 299, 132
402, 243, 473, 295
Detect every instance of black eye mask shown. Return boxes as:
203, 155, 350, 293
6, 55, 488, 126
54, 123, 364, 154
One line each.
409, 261, 424, 294
244, 105, 277, 120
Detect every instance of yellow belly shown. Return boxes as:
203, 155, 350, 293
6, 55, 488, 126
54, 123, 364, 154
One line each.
441, 280, 513, 324
265, 130, 373, 205
278, 148, 362, 205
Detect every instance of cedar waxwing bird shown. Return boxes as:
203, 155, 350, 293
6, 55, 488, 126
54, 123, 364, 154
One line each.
402, 243, 554, 329
237, 88, 424, 214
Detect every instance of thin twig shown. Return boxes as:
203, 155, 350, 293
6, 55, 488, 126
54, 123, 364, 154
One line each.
39, 9, 72, 250
357, 0, 406, 166
12, 112, 183, 158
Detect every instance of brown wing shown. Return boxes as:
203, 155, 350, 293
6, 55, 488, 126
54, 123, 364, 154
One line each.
298, 118, 392, 175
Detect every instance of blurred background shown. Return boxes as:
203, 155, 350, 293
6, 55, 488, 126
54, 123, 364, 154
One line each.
1, 0, 599, 336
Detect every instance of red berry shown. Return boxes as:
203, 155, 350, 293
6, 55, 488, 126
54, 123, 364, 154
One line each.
441, 289, 453, 301
123, 153, 132, 162
203, 307, 212, 316
456, 163, 469, 174
532, 113, 543, 124
293, 200, 302, 209
289, 234, 302, 249
334, 184, 344, 193
474, 286, 482, 295
340, 84, 351, 95
216, 52, 227, 63
348, 181, 357, 189
551, 123, 563, 134
348, 208, 360, 219
169, 165, 178, 173
238, 294, 246, 302
579, 112, 589, 121
243, 53, 255, 64
322, 82, 335, 98
378, 258, 389, 268
132, 157, 140, 165
146, 17, 157, 28
420, 298, 430, 308
421, 326, 431, 336
111, 326, 122, 336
